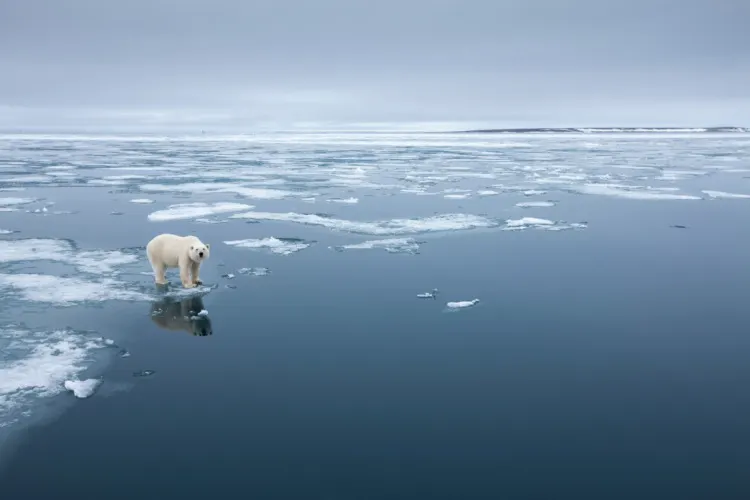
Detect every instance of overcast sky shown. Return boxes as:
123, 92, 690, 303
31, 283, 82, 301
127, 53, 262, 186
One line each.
1, 0, 748, 131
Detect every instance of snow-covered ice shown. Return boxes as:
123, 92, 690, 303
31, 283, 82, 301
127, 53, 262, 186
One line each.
224, 237, 313, 255
147, 202, 253, 221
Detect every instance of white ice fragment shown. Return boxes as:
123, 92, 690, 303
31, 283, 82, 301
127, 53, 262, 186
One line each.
446, 299, 480, 309
701, 190, 750, 199
224, 237, 312, 255
64, 378, 101, 398
147, 202, 253, 222
129, 198, 155, 204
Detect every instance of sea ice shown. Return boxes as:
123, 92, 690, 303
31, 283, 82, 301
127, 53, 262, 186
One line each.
147, 202, 253, 221
333, 238, 421, 254
64, 379, 101, 398
224, 237, 313, 255
515, 201, 555, 208
701, 190, 750, 199
129, 198, 155, 204
229, 211, 498, 236
446, 299, 480, 309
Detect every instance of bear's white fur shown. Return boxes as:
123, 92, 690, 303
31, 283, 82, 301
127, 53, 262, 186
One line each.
146, 233, 210, 288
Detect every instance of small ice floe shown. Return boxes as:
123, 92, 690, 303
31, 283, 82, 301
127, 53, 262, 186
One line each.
504, 217, 555, 229
222, 273, 235, 279
523, 190, 547, 196
237, 267, 270, 276
701, 190, 750, 199
133, 370, 155, 378
516, 201, 555, 208
417, 288, 439, 299
197, 309, 208, 317
477, 190, 499, 196
194, 217, 227, 224
301, 197, 317, 203
446, 299, 480, 309
332, 237, 421, 254
444, 193, 470, 200
64, 378, 101, 398
0, 229, 16, 234
118, 349, 131, 358
224, 237, 312, 255
0, 197, 37, 207
147, 202, 253, 222
129, 198, 154, 204
110, 211, 124, 216
327, 197, 359, 204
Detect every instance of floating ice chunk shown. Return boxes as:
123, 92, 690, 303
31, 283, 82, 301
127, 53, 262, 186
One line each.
129, 198, 155, 204
197, 309, 208, 317
224, 237, 312, 255
516, 201, 555, 208
229, 211, 498, 236
0, 197, 36, 206
0, 274, 150, 306
0, 238, 73, 264
148, 202, 253, 222
133, 370, 155, 378
301, 197, 317, 203
64, 379, 101, 398
477, 190, 499, 196
0, 328, 109, 421
0, 175, 50, 184
119, 349, 131, 358
333, 238, 421, 254
194, 217, 227, 224
576, 184, 701, 200
71, 250, 139, 275
505, 217, 555, 228
523, 190, 547, 196
701, 190, 750, 199
140, 182, 296, 200
446, 299, 480, 309
417, 288, 439, 299
237, 267, 270, 276
444, 194, 470, 199
222, 273, 235, 279
87, 179, 127, 186
327, 197, 359, 204
0, 229, 16, 234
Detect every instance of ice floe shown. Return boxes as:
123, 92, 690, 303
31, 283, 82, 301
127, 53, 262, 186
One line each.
64, 379, 101, 398
516, 201, 555, 208
147, 202, 253, 222
332, 238, 421, 254
229, 211, 498, 235
140, 182, 296, 200
505, 217, 555, 229
327, 197, 359, 204
129, 198, 155, 204
575, 184, 701, 200
446, 299, 480, 309
701, 190, 750, 199
0, 197, 36, 207
0, 238, 138, 275
0, 274, 151, 306
237, 267, 270, 276
0, 328, 110, 424
223, 237, 313, 255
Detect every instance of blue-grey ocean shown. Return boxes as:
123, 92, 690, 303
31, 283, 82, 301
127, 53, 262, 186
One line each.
1, 130, 750, 498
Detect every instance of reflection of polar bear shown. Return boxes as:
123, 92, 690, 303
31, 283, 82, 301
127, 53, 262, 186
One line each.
150, 296, 213, 337
146, 233, 210, 288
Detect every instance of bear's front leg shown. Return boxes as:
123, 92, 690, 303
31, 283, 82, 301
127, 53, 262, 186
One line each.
190, 261, 202, 285
179, 258, 196, 288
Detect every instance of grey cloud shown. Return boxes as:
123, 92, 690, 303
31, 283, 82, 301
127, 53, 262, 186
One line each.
1, 0, 748, 130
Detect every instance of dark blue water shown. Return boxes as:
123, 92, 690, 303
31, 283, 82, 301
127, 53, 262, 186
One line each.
1, 132, 750, 498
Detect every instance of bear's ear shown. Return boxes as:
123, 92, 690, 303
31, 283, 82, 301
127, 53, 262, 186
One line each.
206, 244, 210, 249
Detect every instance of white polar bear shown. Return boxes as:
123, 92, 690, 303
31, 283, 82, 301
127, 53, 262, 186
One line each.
146, 233, 210, 288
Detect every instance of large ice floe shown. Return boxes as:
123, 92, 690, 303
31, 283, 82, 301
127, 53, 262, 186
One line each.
140, 182, 297, 200
147, 202, 253, 221
229, 211, 498, 235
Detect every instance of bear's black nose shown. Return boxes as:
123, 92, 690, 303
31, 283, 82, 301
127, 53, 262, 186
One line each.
199, 252, 204, 257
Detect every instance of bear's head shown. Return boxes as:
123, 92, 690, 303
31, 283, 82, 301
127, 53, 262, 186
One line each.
188, 241, 211, 263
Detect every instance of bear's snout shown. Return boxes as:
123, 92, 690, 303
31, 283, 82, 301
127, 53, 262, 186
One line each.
199, 251, 204, 258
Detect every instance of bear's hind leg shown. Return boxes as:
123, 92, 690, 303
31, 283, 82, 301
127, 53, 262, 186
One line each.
152, 262, 168, 285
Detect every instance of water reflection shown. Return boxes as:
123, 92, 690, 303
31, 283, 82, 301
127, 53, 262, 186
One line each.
150, 295, 213, 336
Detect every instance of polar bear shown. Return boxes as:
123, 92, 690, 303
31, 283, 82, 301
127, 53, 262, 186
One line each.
146, 233, 210, 288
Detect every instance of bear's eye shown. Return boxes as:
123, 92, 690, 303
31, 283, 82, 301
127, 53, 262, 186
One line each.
190, 246, 194, 250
